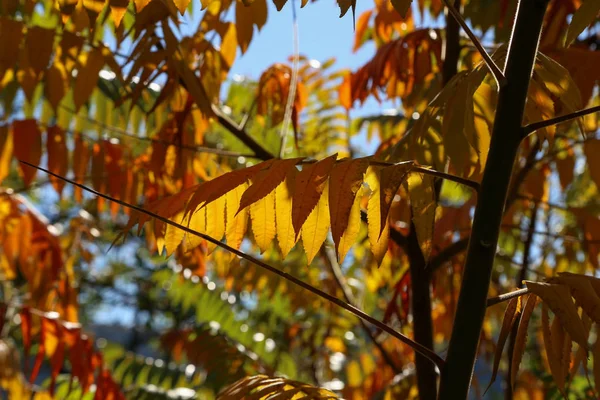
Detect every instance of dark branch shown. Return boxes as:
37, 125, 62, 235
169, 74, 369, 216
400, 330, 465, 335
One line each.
441, 0, 506, 86
523, 105, 600, 136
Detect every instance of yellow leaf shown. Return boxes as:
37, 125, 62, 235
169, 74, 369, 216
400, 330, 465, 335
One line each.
511, 294, 538, 388
165, 212, 186, 256
525, 281, 588, 348
235, 0, 267, 54
250, 190, 276, 254
73, 48, 105, 112
554, 272, 600, 323
324, 337, 345, 353
186, 159, 275, 216
337, 186, 363, 264
275, 169, 298, 258
485, 296, 522, 393
407, 172, 436, 261
186, 206, 207, 250
292, 154, 337, 237
238, 158, 302, 214
566, 0, 600, 46
226, 182, 248, 250
302, 181, 330, 264
220, 22, 238, 69
329, 158, 368, 256
205, 194, 226, 254
0, 125, 13, 185
365, 166, 389, 266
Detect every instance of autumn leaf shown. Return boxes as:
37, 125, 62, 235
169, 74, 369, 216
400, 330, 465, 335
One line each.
329, 158, 369, 257
205, 194, 226, 254
73, 47, 105, 112
276, 169, 299, 258
12, 119, 42, 187
226, 183, 249, 251
238, 158, 302, 214
365, 166, 389, 266
0, 125, 13, 185
391, 0, 411, 17
292, 154, 337, 237
235, 0, 267, 54
46, 126, 68, 196
565, 0, 600, 46
511, 294, 538, 388
336, 185, 363, 263
250, 190, 276, 253
302, 181, 331, 264
485, 296, 522, 393
407, 171, 436, 261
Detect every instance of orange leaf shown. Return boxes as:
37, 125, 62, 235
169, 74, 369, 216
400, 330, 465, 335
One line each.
73, 47, 105, 112
13, 119, 42, 186
72, 134, 90, 202
238, 158, 303, 214
292, 154, 337, 237
485, 296, 522, 393
511, 294, 539, 388
379, 163, 412, 237
0, 125, 13, 185
329, 158, 369, 255
46, 126, 68, 196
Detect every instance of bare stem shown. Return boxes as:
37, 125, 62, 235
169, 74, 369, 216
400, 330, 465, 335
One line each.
21, 160, 446, 369
441, 0, 506, 86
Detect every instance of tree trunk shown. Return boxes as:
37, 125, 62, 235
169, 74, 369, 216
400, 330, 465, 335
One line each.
438, 0, 549, 398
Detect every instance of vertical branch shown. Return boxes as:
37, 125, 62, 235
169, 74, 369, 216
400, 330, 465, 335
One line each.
504, 201, 539, 399
438, 0, 549, 398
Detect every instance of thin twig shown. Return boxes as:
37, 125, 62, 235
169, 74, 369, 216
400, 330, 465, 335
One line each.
320, 246, 402, 374
441, 0, 506, 86
523, 105, 600, 136
486, 288, 529, 307
20, 160, 446, 369
59, 106, 257, 159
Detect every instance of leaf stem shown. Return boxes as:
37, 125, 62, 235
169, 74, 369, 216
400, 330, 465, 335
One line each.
20, 160, 446, 369
441, 0, 506, 87
486, 288, 530, 307
522, 105, 600, 136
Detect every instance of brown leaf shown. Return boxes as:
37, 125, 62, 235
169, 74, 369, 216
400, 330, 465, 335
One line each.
12, 119, 42, 186
46, 126, 68, 196
511, 294, 539, 388
73, 47, 105, 112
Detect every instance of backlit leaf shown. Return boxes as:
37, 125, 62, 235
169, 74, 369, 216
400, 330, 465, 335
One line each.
302, 181, 330, 264
511, 294, 538, 388
407, 171, 436, 261
337, 185, 363, 264
365, 166, 389, 266
238, 158, 302, 214
13, 119, 42, 186
485, 296, 522, 393
226, 182, 249, 250
73, 48, 105, 112
205, 194, 226, 254
0, 125, 13, 185
329, 158, 369, 256
292, 154, 337, 237
46, 126, 68, 196
565, 0, 600, 46
250, 190, 276, 254
379, 163, 412, 237
275, 169, 298, 258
